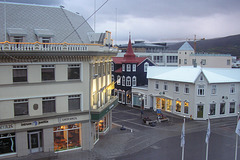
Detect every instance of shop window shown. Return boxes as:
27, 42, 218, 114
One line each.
99, 115, 109, 133
0, 133, 16, 155
122, 91, 126, 104
166, 99, 172, 112
68, 64, 80, 80
184, 102, 189, 114
42, 97, 55, 113
211, 85, 217, 95
230, 102, 235, 113
53, 123, 81, 152
68, 95, 81, 110
176, 101, 181, 112
41, 65, 55, 81
14, 99, 28, 116
13, 65, 27, 82
126, 90, 131, 104
220, 103, 225, 114
210, 103, 216, 115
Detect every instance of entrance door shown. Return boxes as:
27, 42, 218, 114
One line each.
197, 105, 204, 118
28, 131, 42, 153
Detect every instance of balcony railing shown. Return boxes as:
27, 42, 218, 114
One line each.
0, 41, 118, 53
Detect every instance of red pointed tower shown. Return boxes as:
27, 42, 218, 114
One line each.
122, 34, 138, 63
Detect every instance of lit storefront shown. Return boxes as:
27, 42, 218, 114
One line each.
156, 97, 172, 112
53, 123, 82, 152
0, 133, 16, 156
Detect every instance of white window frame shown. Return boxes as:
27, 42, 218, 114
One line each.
230, 84, 235, 94
132, 76, 137, 86
132, 64, 136, 72
117, 75, 121, 85
175, 83, 179, 93
126, 64, 131, 72
126, 76, 131, 86
122, 64, 125, 72
155, 81, 159, 90
144, 62, 149, 72
122, 76, 125, 86
211, 85, 217, 95
184, 84, 189, 94
197, 85, 205, 96
163, 82, 168, 91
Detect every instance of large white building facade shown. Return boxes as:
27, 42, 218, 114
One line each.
0, 2, 118, 159
132, 66, 240, 120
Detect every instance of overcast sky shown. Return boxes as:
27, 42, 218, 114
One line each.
1, 0, 240, 44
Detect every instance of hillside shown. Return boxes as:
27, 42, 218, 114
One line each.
167, 34, 240, 57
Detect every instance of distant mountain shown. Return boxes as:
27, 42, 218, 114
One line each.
167, 34, 240, 57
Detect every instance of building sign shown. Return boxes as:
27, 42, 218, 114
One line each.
20, 120, 48, 127
58, 116, 78, 123
0, 124, 14, 131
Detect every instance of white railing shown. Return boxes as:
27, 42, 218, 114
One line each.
0, 41, 118, 53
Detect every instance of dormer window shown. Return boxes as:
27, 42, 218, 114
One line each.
34, 29, 54, 43
13, 36, 23, 42
7, 28, 27, 42
42, 37, 51, 43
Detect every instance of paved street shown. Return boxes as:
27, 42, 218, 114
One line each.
6, 104, 239, 160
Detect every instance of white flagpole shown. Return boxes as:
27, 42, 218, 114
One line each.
235, 112, 240, 160
205, 113, 210, 160
181, 116, 186, 160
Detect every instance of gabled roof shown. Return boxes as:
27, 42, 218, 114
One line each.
0, 2, 94, 43
178, 41, 194, 51
147, 66, 240, 84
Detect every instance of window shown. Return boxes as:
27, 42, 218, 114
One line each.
184, 102, 189, 114
164, 82, 168, 91
175, 83, 179, 92
42, 97, 55, 113
220, 103, 225, 114
122, 76, 125, 86
126, 76, 131, 86
201, 59, 206, 65
42, 65, 55, 81
107, 62, 110, 74
132, 76, 137, 86
0, 133, 16, 155
111, 62, 114, 71
227, 59, 230, 65
192, 59, 196, 65
68, 64, 80, 80
122, 64, 125, 72
126, 64, 131, 72
117, 75, 121, 85
111, 75, 114, 82
230, 102, 235, 113
68, 95, 81, 110
42, 37, 51, 43
14, 99, 28, 116
199, 75, 204, 81
13, 36, 23, 42
211, 85, 217, 95
167, 56, 178, 63
98, 63, 102, 76
176, 101, 181, 112
13, 65, 27, 82
132, 64, 136, 72
155, 81, 159, 89
153, 56, 163, 63
184, 84, 189, 94
210, 103, 216, 115
179, 59, 181, 64
230, 84, 235, 94
144, 62, 149, 72
197, 85, 205, 96
184, 59, 187, 64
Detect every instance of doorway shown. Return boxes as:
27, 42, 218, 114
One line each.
197, 104, 204, 118
28, 131, 42, 153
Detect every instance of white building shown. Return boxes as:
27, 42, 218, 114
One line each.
132, 66, 240, 120
0, 2, 118, 158
178, 42, 232, 68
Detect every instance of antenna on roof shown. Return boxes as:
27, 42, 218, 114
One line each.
60, 5, 65, 8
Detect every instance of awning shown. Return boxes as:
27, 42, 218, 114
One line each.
34, 29, 54, 37
7, 28, 27, 36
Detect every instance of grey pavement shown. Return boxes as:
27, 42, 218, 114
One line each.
5, 104, 239, 160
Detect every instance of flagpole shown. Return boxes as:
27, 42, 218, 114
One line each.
206, 113, 210, 160
182, 116, 186, 160
235, 112, 240, 160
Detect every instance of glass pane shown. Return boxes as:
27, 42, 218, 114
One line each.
69, 98, 80, 110
42, 68, 55, 81
54, 131, 67, 151
68, 68, 80, 79
68, 129, 80, 149
14, 103, 28, 116
197, 105, 203, 118
0, 136, 16, 154
43, 100, 55, 113
31, 134, 39, 149
13, 69, 27, 82
220, 103, 225, 114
